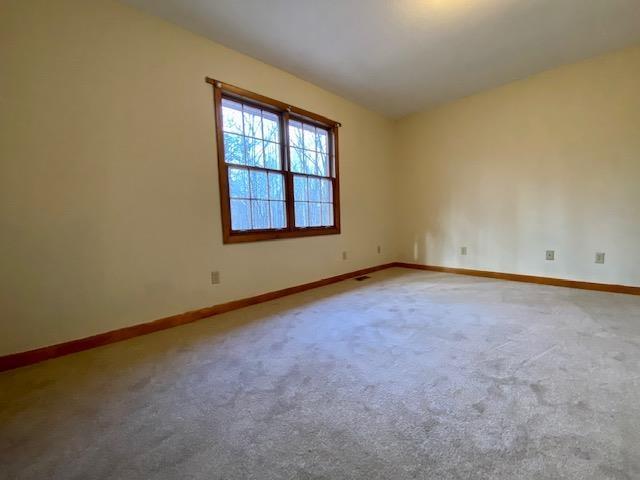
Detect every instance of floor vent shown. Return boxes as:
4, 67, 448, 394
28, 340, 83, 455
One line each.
354, 275, 371, 281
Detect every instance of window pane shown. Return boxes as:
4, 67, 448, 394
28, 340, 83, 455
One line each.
308, 177, 321, 202
316, 129, 328, 153
290, 147, 304, 173
270, 201, 286, 229
303, 124, 316, 151
223, 132, 245, 165
287, 121, 332, 175
243, 105, 262, 139
245, 137, 264, 167
264, 141, 280, 170
317, 152, 329, 176
263, 111, 279, 142
221, 99, 243, 134
293, 175, 307, 201
268, 172, 284, 200
294, 202, 308, 227
303, 150, 317, 175
228, 167, 249, 198
309, 202, 322, 227
251, 200, 269, 229
321, 203, 334, 226
320, 179, 332, 202
250, 170, 268, 199
289, 121, 303, 148
230, 199, 251, 230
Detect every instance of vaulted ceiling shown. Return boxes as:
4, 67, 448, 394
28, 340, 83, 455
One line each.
123, 0, 640, 117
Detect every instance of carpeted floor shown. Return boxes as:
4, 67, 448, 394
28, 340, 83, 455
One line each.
1, 268, 640, 479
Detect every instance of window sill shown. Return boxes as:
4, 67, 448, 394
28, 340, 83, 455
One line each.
223, 226, 340, 244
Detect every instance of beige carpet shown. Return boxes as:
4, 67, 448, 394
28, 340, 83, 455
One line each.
1, 268, 640, 479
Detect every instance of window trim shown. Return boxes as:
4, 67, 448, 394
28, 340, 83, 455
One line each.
207, 78, 341, 244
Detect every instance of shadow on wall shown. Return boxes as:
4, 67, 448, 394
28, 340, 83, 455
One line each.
408, 177, 536, 272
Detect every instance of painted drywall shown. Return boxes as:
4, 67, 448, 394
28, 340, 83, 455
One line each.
395, 45, 640, 287
0, 0, 396, 355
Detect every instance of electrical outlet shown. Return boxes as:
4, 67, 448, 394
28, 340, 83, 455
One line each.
342, 251, 348, 260
595, 252, 605, 264
460, 246, 467, 256
546, 250, 555, 261
211, 271, 220, 285
377, 245, 381, 254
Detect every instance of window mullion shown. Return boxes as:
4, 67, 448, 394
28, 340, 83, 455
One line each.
282, 111, 295, 231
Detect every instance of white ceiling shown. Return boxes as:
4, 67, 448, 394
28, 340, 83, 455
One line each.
123, 0, 640, 117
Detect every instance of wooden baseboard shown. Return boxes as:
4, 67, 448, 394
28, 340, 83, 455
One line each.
394, 262, 640, 295
0, 263, 395, 372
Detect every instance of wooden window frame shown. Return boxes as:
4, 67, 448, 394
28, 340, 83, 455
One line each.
207, 78, 341, 244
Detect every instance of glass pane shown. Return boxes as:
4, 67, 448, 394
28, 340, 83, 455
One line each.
264, 141, 280, 170
290, 147, 304, 173
316, 129, 328, 153
293, 175, 307, 201
250, 170, 268, 200
320, 179, 332, 202
289, 121, 303, 148
317, 152, 329, 176
223, 132, 245, 165
270, 201, 286, 229
303, 124, 316, 151
295, 202, 308, 228
221, 99, 243, 134
251, 200, 269, 229
228, 167, 249, 198
308, 177, 321, 202
304, 150, 318, 175
309, 202, 322, 227
221, 98, 290, 233
243, 105, 262, 139
321, 203, 334, 226
245, 137, 264, 167
268, 172, 284, 200
230, 199, 251, 230
263, 111, 279, 142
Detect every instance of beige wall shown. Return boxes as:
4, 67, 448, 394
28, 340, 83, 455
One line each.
395, 46, 640, 287
3, 0, 639, 357
0, 0, 397, 355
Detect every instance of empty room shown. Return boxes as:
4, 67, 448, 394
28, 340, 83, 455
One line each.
2, 0, 640, 478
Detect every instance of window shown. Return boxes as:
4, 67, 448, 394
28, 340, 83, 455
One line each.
208, 79, 341, 243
